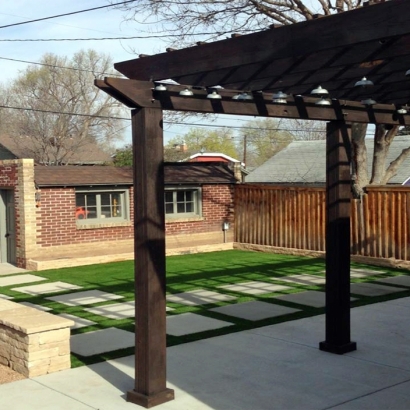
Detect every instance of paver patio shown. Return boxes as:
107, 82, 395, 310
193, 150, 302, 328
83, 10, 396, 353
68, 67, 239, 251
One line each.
274, 290, 328, 308
19, 301, 52, 311
210, 301, 301, 321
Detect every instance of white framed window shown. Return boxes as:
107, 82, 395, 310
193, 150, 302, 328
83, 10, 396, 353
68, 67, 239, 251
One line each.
164, 187, 202, 218
75, 188, 130, 225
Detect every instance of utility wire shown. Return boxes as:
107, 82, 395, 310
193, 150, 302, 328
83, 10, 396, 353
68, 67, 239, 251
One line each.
0, 104, 350, 134
0, 0, 138, 29
0, 32, 217, 42
0, 56, 123, 77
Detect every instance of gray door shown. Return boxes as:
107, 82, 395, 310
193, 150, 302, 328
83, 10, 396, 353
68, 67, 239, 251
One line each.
0, 190, 16, 264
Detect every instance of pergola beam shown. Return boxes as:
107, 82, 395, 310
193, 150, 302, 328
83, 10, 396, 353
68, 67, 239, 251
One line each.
96, 78, 410, 125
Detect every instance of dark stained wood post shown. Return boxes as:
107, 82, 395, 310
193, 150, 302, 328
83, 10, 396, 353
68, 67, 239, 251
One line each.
319, 120, 357, 355
127, 107, 175, 407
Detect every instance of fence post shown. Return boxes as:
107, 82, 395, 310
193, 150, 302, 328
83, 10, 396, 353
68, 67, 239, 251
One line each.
319, 121, 357, 354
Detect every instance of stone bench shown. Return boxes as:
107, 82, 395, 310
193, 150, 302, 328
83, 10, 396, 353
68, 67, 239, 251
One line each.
0, 299, 74, 377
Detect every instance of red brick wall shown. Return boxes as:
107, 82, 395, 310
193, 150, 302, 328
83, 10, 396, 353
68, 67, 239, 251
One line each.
165, 185, 234, 235
0, 165, 17, 188
36, 184, 234, 247
36, 187, 134, 247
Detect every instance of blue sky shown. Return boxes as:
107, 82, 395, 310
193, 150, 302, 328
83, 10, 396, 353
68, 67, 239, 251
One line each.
0, 1, 250, 145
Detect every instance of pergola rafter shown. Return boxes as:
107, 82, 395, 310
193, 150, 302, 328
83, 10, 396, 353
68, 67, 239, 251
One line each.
95, 0, 410, 407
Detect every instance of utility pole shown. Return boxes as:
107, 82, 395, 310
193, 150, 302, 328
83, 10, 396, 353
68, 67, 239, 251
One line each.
242, 134, 247, 166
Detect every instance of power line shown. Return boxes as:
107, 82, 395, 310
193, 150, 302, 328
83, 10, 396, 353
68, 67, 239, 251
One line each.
0, 32, 217, 42
0, 56, 123, 77
0, 0, 138, 29
0, 104, 382, 136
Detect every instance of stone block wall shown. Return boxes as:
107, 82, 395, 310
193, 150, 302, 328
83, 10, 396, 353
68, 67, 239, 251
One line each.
0, 299, 73, 377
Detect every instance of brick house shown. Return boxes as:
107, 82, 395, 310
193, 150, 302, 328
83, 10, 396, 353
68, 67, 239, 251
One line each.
0, 160, 236, 270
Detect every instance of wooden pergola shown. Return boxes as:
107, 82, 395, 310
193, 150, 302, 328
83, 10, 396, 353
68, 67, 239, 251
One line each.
96, 0, 410, 407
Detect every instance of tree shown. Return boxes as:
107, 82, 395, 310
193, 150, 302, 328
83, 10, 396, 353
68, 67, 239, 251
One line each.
118, 0, 408, 192
3, 50, 124, 165
113, 144, 133, 166
238, 118, 293, 168
164, 127, 239, 161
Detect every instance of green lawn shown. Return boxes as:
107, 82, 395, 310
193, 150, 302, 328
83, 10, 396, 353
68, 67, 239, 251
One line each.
1, 250, 410, 368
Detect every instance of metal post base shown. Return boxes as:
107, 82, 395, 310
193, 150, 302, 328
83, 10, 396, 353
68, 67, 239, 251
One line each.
127, 388, 175, 408
319, 341, 357, 355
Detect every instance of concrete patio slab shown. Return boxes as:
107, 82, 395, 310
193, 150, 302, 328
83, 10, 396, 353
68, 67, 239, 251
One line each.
19, 302, 52, 311
0, 263, 27, 276
166, 313, 233, 336
57, 313, 97, 329
218, 281, 291, 295
209, 301, 301, 321
274, 290, 328, 307
374, 275, 410, 287
11, 281, 82, 295
350, 282, 407, 297
276, 274, 326, 286
84, 301, 135, 319
70, 327, 135, 356
0, 274, 46, 287
0, 294, 13, 300
15, 297, 410, 410
167, 289, 236, 306
46, 290, 123, 306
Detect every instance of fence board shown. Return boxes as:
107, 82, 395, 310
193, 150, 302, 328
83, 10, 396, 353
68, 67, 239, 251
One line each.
235, 184, 410, 261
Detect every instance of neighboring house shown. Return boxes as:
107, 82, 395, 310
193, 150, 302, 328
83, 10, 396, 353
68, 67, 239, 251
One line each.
0, 160, 236, 269
0, 134, 112, 165
183, 152, 247, 182
246, 136, 410, 185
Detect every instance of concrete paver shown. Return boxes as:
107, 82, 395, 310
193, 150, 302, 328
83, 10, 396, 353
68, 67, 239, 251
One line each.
277, 274, 326, 285
210, 300, 301, 321
167, 289, 236, 306
46, 290, 123, 306
166, 313, 233, 336
375, 275, 410, 287
19, 302, 52, 311
70, 327, 135, 356
84, 301, 135, 319
0, 274, 46, 287
57, 313, 97, 329
350, 282, 407, 296
11, 281, 82, 295
218, 281, 291, 295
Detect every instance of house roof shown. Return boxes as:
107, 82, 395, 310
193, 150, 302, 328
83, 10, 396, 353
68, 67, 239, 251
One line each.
0, 135, 112, 165
34, 162, 237, 187
246, 135, 410, 185
185, 153, 243, 165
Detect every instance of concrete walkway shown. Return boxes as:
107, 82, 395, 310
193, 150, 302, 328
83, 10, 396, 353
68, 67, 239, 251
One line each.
2, 296, 410, 409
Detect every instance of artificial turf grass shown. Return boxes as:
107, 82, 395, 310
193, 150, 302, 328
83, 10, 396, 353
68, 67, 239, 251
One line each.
2, 249, 410, 368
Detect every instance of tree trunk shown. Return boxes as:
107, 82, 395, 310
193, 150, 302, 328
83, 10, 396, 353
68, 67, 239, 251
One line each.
351, 123, 369, 198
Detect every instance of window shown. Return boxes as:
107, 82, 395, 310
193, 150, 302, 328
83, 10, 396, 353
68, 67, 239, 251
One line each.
164, 187, 201, 218
75, 188, 129, 224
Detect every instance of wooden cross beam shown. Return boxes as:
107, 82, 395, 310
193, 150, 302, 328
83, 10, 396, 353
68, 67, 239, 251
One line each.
96, 78, 410, 126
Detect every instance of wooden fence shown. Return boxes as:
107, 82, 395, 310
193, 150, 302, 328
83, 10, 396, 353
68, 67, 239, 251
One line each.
235, 184, 410, 261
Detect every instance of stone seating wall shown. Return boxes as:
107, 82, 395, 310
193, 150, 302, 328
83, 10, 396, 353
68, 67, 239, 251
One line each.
0, 299, 73, 377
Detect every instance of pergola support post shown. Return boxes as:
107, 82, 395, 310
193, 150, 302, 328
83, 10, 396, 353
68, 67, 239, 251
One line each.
319, 120, 357, 355
127, 107, 175, 407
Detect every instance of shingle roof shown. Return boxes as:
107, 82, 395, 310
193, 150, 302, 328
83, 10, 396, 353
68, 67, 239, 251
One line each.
246, 135, 410, 185
0, 135, 112, 165
34, 162, 237, 187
